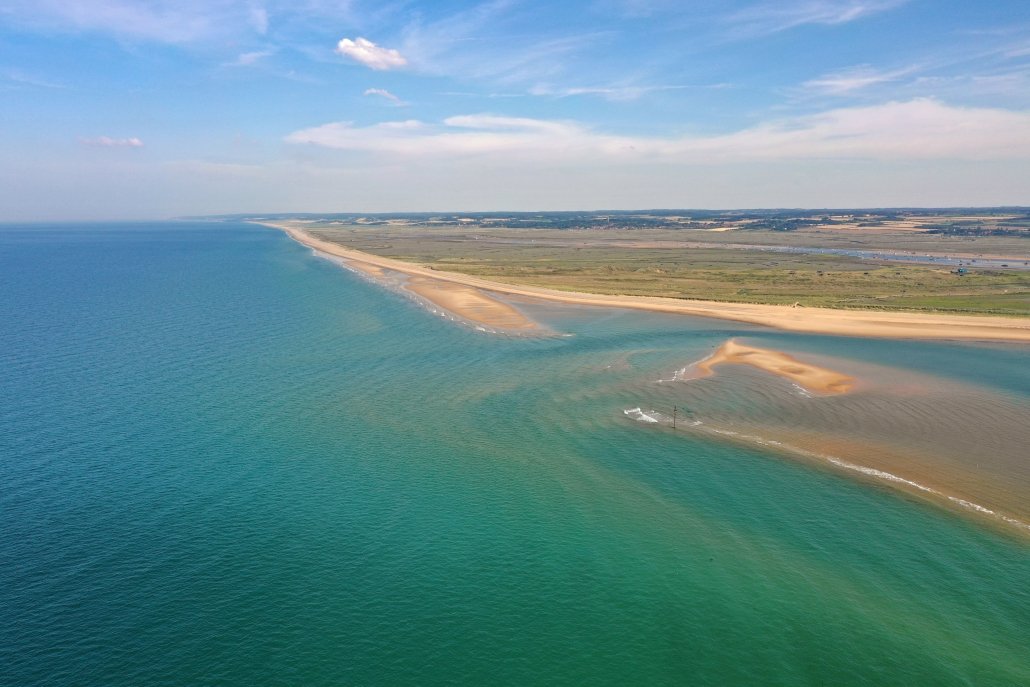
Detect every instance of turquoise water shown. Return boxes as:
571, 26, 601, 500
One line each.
2, 222, 1028, 686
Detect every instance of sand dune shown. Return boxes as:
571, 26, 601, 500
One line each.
270, 223, 1030, 342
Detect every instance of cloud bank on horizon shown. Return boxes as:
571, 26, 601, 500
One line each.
0, 0, 1028, 218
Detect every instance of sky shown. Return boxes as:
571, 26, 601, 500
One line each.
1, 0, 1029, 219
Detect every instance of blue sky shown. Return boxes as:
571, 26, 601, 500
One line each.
1, 0, 1029, 219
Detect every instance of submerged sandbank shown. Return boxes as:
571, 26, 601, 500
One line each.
268, 223, 1030, 343
636, 344, 1030, 535
693, 340, 855, 395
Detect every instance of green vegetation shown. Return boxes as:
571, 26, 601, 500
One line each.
304, 224, 1030, 316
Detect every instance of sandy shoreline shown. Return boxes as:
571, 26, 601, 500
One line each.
693, 340, 855, 394
267, 223, 1030, 342
404, 277, 540, 332
277, 224, 540, 332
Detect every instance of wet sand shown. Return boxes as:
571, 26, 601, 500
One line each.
405, 277, 540, 332
344, 259, 385, 278
279, 226, 540, 332
269, 223, 1030, 343
693, 340, 855, 395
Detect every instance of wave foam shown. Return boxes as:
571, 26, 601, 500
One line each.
624, 407, 661, 423
657, 365, 693, 383
624, 410, 1030, 533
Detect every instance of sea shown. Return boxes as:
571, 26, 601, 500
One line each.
2, 221, 1028, 686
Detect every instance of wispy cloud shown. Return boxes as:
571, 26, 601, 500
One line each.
1006, 43, 1030, 59
529, 83, 721, 101
286, 99, 1030, 161
363, 88, 407, 105
336, 37, 407, 70
249, 6, 269, 34
0, 1, 338, 45
81, 136, 145, 148
802, 64, 918, 94
224, 50, 275, 67
726, 0, 908, 37
398, 1, 604, 84
595, 0, 682, 19
910, 69, 1030, 100
1, 0, 225, 43
3, 69, 66, 89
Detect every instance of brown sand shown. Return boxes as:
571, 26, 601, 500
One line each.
280, 225, 539, 331
345, 260, 384, 278
405, 277, 539, 331
693, 340, 855, 394
269, 223, 1030, 343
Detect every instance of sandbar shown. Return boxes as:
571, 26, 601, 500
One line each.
268, 223, 1030, 343
693, 340, 855, 394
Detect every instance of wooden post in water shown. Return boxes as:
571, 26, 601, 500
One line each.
673, 405, 677, 430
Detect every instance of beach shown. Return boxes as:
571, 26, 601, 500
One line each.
280, 225, 541, 332
269, 223, 1030, 343
405, 277, 540, 332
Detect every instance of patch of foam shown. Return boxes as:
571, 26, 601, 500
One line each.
824, 456, 934, 494
624, 407, 660, 423
657, 365, 692, 383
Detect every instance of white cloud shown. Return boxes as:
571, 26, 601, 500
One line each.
803, 64, 918, 95
529, 83, 697, 101
81, 136, 145, 148
225, 50, 274, 67
363, 88, 406, 105
286, 114, 589, 156
726, 0, 908, 37
286, 99, 1030, 161
335, 37, 407, 71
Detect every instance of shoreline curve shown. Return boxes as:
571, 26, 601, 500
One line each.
263, 222, 1030, 343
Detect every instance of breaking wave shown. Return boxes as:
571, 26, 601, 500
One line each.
623, 408, 1030, 534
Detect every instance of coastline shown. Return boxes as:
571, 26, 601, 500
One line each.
286, 226, 542, 333
265, 222, 1030, 342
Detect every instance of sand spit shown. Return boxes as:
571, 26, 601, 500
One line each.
694, 340, 855, 395
267, 223, 1030, 343
274, 225, 540, 333
405, 277, 539, 332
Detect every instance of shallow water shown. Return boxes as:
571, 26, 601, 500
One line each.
2, 221, 1028, 686
616, 339, 1030, 527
